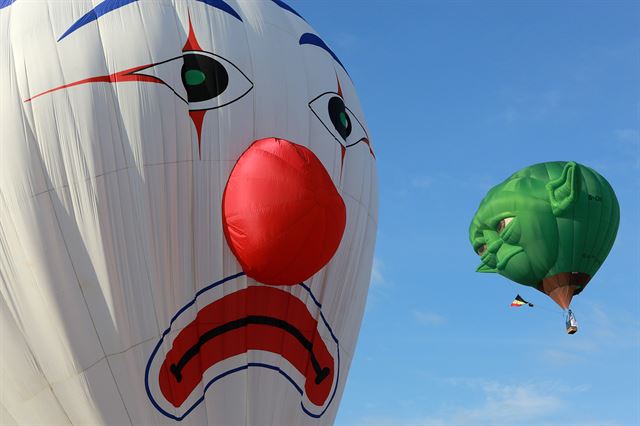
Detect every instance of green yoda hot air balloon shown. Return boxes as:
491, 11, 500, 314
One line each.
469, 161, 619, 332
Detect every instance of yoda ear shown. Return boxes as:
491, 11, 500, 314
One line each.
546, 161, 580, 215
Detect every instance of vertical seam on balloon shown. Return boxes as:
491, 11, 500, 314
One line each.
62, 2, 153, 421
580, 167, 596, 275
342, 191, 377, 224
14, 22, 52, 199
572, 168, 586, 274
9, 3, 32, 192
239, 0, 256, 161
184, 11, 200, 375
583, 170, 599, 274
107, 164, 135, 418
98, 172, 140, 425
599, 171, 616, 273
48, 2, 103, 389
0, 195, 73, 425
80, 3, 134, 413
592, 171, 612, 274
592, 170, 606, 274
570, 165, 578, 277
92, 0, 133, 180
45, 2, 78, 195
45, 189, 125, 424
120, 0, 162, 347
302, 34, 317, 182
170, 8, 183, 164
601, 177, 619, 272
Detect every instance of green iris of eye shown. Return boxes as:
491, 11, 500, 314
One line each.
184, 69, 206, 86
340, 112, 348, 128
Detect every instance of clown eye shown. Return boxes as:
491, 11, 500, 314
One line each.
477, 244, 487, 256
309, 92, 368, 148
131, 51, 252, 110
496, 217, 514, 233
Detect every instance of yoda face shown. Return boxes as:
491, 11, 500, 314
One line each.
469, 162, 579, 286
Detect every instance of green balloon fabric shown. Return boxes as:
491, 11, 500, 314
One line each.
469, 161, 620, 308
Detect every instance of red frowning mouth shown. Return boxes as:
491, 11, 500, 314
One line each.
145, 273, 339, 421
160, 286, 334, 406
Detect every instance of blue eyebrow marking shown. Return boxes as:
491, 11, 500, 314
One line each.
58, 0, 242, 42
196, 0, 242, 21
58, 0, 136, 41
271, 0, 305, 21
299, 33, 347, 73
0, 0, 17, 10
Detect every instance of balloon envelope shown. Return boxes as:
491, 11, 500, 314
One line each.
0, 1, 377, 424
469, 161, 619, 309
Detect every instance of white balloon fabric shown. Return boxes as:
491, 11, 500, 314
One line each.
0, 1, 378, 425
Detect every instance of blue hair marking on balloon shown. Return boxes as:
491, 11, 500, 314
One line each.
0, 0, 17, 10
58, 0, 241, 42
195, 0, 242, 21
299, 33, 348, 74
271, 0, 305, 21
57, 0, 136, 41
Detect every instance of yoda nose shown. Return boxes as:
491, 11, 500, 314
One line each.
488, 239, 503, 253
482, 230, 503, 253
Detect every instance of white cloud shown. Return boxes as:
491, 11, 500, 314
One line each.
498, 106, 517, 124
491, 88, 563, 125
615, 128, 640, 145
409, 172, 495, 194
334, 31, 359, 50
436, 381, 563, 425
412, 176, 434, 189
412, 310, 445, 326
541, 349, 583, 366
370, 257, 386, 288
349, 379, 607, 426
363, 257, 396, 314
528, 303, 639, 374
587, 302, 640, 346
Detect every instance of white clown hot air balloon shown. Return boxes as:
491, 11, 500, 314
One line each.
0, 1, 378, 424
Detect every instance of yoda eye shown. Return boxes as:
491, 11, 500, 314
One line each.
477, 244, 487, 256
496, 217, 514, 233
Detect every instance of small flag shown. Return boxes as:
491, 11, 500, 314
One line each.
511, 294, 533, 307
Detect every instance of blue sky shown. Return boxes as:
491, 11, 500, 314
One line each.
295, 1, 640, 425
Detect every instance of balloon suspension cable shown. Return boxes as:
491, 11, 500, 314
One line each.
530, 300, 565, 317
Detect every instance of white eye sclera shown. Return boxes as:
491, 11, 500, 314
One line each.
309, 92, 368, 148
132, 51, 253, 111
497, 217, 514, 233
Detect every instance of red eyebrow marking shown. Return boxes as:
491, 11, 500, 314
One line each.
23, 64, 161, 103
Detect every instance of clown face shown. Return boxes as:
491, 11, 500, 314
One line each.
0, 1, 377, 425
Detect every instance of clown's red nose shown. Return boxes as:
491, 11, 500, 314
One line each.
222, 138, 346, 285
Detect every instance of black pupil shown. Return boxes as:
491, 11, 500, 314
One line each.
328, 96, 352, 140
181, 53, 229, 103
